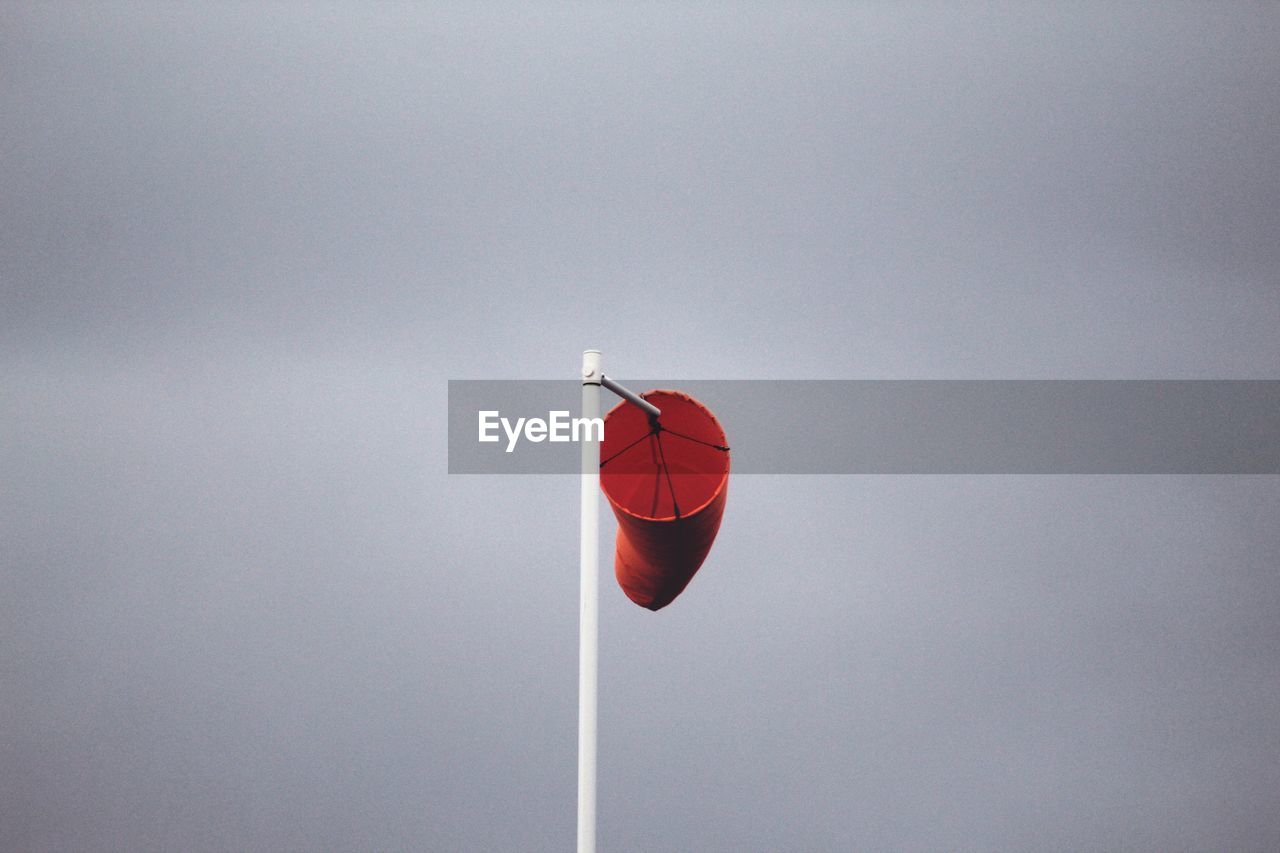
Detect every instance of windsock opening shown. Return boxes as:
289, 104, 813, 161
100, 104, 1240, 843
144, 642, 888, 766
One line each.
600, 390, 730, 610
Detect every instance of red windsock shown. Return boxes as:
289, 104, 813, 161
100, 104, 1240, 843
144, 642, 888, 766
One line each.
599, 390, 730, 611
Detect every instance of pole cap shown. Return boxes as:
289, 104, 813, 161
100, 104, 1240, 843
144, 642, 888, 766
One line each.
582, 349, 602, 384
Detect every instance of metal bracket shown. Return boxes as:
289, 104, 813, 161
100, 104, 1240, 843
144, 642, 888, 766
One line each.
601, 375, 661, 420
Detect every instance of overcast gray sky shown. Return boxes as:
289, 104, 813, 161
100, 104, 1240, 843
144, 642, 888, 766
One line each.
3, 3, 1279, 851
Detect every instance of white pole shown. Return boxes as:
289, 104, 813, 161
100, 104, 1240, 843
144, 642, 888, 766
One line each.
578, 349, 602, 853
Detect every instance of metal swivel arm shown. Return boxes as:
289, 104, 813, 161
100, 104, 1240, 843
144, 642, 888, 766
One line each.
600, 374, 661, 420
